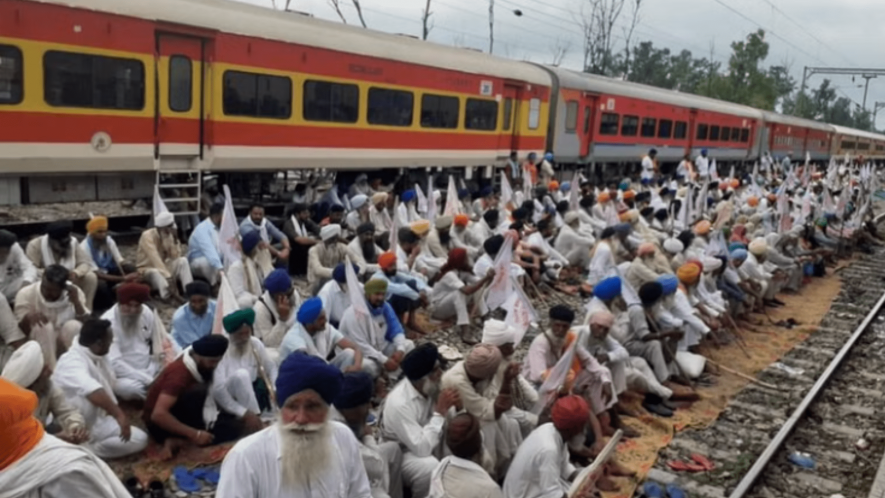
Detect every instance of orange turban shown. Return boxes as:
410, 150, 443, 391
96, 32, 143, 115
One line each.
622, 190, 636, 200
766, 193, 777, 203
548, 181, 560, 191
693, 220, 711, 235
747, 196, 759, 207
677, 263, 701, 286
86, 216, 108, 235
638, 242, 656, 257
454, 214, 470, 227
619, 209, 639, 223
0, 378, 45, 471
378, 252, 397, 270
410, 219, 431, 236
597, 192, 611, 203
730, 179, 740, 188
551, 395, 590, 432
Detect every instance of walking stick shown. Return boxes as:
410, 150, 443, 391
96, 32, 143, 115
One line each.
643, 309, 688, 381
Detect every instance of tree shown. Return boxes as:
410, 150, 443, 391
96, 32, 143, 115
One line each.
421, 0, 433, 40
351, 0, 367, 28
488, 0, 495, 54
327, 0, 348, 24
621, 0, 642, 76
578, 0, 626, 76
549, 38, 571, 67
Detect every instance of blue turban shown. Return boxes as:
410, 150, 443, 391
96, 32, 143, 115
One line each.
728, 242, 747, 252
544, 152, 554, 162
458, 188, 470, 200
264, 269, 292, 295
701, 148, 708, 155
619, 180, 630, 191
297, 297, 324, 326
241, 230, 261, 255
731, 249, 748, 261
333, 263, 359, 283
480, 186, 494, 198
276, 352, 342, 406
658, 274, 678, 295
560, 182, 570, 192
593, 276, 622, 301
333, 372, 374, 409
402, 190, 416, 202
614, 223, 632, 234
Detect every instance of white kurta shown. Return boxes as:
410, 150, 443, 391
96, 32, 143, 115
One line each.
216, 422, 372, 498
0, 242, 38, 303
502, 423, 574, 498
213, 337, 278, 417
102, 304, 163, 400
317, 279, 357, 326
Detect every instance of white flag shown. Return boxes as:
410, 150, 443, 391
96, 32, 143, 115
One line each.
211, 272, 239, 336
219, 185, 242, 269
568, 170, 581, 211
426, 176, 437, 226
345, 256, 368, 317
728, 165, 735, 182
415, 183, 428, 214
500, 171, 513, 207
533, 329, 581, 415
503, 283, 537, 345
153, 184, 169, 219
710, 159, 719, 180
444, 176, 459, 217
778, 188, 792, 234
389, 196, 399, 253
485, 234, 513, 311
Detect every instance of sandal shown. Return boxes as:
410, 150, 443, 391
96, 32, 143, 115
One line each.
173, 466, 202, 493
642, 481, 665, 498
691, 454, 715, 471
666, 483, 688, 498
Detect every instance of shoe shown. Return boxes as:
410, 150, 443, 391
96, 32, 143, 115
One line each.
642, 482, 664, 498
666, 483, 688, 498
642, 400, 674, 417
148, 480, 166, 498
773, 298, 786, 306
618, 424, 642, 438
124, 476, 144, 497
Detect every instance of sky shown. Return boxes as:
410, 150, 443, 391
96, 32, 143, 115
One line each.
236, 0, 885, 127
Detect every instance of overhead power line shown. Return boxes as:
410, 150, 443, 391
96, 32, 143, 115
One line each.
754, 0, 858, 67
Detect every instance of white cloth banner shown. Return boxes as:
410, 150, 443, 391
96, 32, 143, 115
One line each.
220, 185, 242, 269
485, 234, 513, 311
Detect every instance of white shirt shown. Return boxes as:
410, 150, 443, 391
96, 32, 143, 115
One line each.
502, 423, 574, 498
695, 155, 710, 177
216, 423, 372, 498
102, 305, 160, 384
279, 321, 346, 361
381, 379, 445, 457
430, 271, 466, 305
52, 344, 120, 442
317, 279, 356, 326
213, 337, 278, 417
641, 155, 655, 180
0, 242, 38, 302
587, 241, 617, 286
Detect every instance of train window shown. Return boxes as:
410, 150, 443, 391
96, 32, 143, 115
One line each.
696, 124, 709, 140
465, 98, 498, 131
720, 127, 730, 141
841, 141, 855, 149
502, 97, 513, 131
599, 113, 619, 135
730, 127, 740, 141
740, 129, 749, 142
528, 98, 541, 130
168, 55, 192, 113
367, 87, 413, 127
0, 45, 23, 104
858, 142, 870, 151
564, 100, 579, 133
304, 80, 357, 123
709, 126, 720, 141
674, 121, 687, 139
421, 94, 459, 129
621, 115, 638, 136
641, 118, 656, 138
583, 107, 592, 134
44, 51, 144, 110
658, 119, 673, 139
223, 71, 291, 119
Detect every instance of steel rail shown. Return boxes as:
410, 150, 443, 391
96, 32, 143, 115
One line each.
729, 286, 885, 498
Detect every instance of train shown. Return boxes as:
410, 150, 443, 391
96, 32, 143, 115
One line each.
1, 0, 883, 206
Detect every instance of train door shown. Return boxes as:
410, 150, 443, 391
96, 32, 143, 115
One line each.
500, 84, 521, 153
155, 33, 205, 158
581, 94, 598, 158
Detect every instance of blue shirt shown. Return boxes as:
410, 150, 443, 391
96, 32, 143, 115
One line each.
84, 235, 116, 273
188, 218, 223, 270
239, 217, 287, 244
371, 270, 427, 301
171, 300, 217, 348
370, 300, 405, 342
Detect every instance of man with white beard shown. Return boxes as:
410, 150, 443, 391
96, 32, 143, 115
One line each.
216, 352, 372, 497
381, 343, 461, 498
101, 283, 176, 401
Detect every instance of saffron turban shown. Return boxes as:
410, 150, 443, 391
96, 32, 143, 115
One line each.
435, 215, 453, 230
264, 269, 292, 295
333, 263, 359, 283
747, 196, 759, 207
351, 194, 368, 209
551, 395, 590, 433
333, 372, 374, 410
320, 224, 342, 241
1, 341, 44, 388
588, 310, 615, 328
749, 238, 768, 256
639, 282, 664, 306
402, 190, 416, 202
677, 264, 701, 286
481, 319, 517, 347
276, 352, 342, 406
694, 220, 711, 235
223, 308, 256, 333
401, 343, 441, 381
730, 179, 740, 188
658, 274, 678, 295
297, 297, 324, 326
410, 219, 431, 236
593, 276, 622, 301
638, 242, 656, 257
241, 230, 262, 255
116, 283, 151, 305
663, 238, 684, 254
597, 192, 611, 203
86, 216, 108, 234
364, 278, 388, 295
0, 379, 45, 471
454, 214, 470, 227
357, 222, 375, 235
371, 192, 388, 205
186, 281, 211, 297
619, 210, 639, 223
767, 193, 777, 203
622, 190, 636, 200
378, 252, 397, 270
464, 344, 503, 380
155, 211, 175, 228
549, 181, 560, 191
731, 248, 748, 261
192, 335, 229, 358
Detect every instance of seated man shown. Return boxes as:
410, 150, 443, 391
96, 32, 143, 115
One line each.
318, 263, 361, 329
345, 194, 371, 238
252, 269, 299, 355
555, 212, 596, 268
0, 229, 38, 305
369, 192, 393, 249
0, 379, 131, 498
240, 203, 290, 271
171, 282, 217, 349
137, 212, 193, 302
0, 283, 26, 370
212, 309, 275, 434
409, 220, 447, 277
283, 202, 319, 277
373, 251, 429, 337
143, 335, 245, 459
426, 215, 454, 259
216, 353, 372, 497
279, 297, 363, 371
14, 264, 88, 369
308, 224, 356, 291
441, 343, 523, 478
2, 341, 88, 445
430, 412, 504, 498
349, 222, 383, 276
339, 278, 414, 379
52, 318, 148, 458
451, 214, 482, 260
333, 372, 404, 498
381, 344, 461, 498
26, 220, 98, 311
81, 216, 139, 314
228, 230, 266, 309
102, 283, 174, 401
428, 248, 494, 345
188, 202, 224, 286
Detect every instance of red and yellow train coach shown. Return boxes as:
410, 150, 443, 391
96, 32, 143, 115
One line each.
0, 0, 551, 203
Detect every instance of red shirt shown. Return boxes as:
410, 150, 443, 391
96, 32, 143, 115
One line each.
143, 357, 199, 426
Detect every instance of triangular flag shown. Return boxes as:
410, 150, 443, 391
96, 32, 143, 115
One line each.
211, 272, 239, 335
568, 170, 581, 211
459, 177, 468, 191
219, 185, 242, 269
415, 183, 428, 214
533, 328, 581, 415
710, 159, 719, 180
389, 196, 399, 253
345, 256, 369, 317
485, 234, 513, 311
500, 171, 513, 207
426, 176, 437, 226
503, 282, 537, 345
153, 184, 169, 220
444, 176, 459, 217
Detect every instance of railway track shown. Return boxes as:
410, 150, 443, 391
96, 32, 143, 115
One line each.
644, 249, 885, 498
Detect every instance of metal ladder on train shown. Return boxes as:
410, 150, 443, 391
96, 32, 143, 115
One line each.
155, 160, 202, 217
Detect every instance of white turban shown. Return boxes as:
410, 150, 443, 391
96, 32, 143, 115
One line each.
749, 238, 768, 256
663, 238, 684, 254
563, 212, 580, 225
481, 319, 517, 347
155, 211, 175, 228
703, 257, 723, 272
1, 341, 44, 387
351, 194, 368, 209
320, 224, 342, 241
